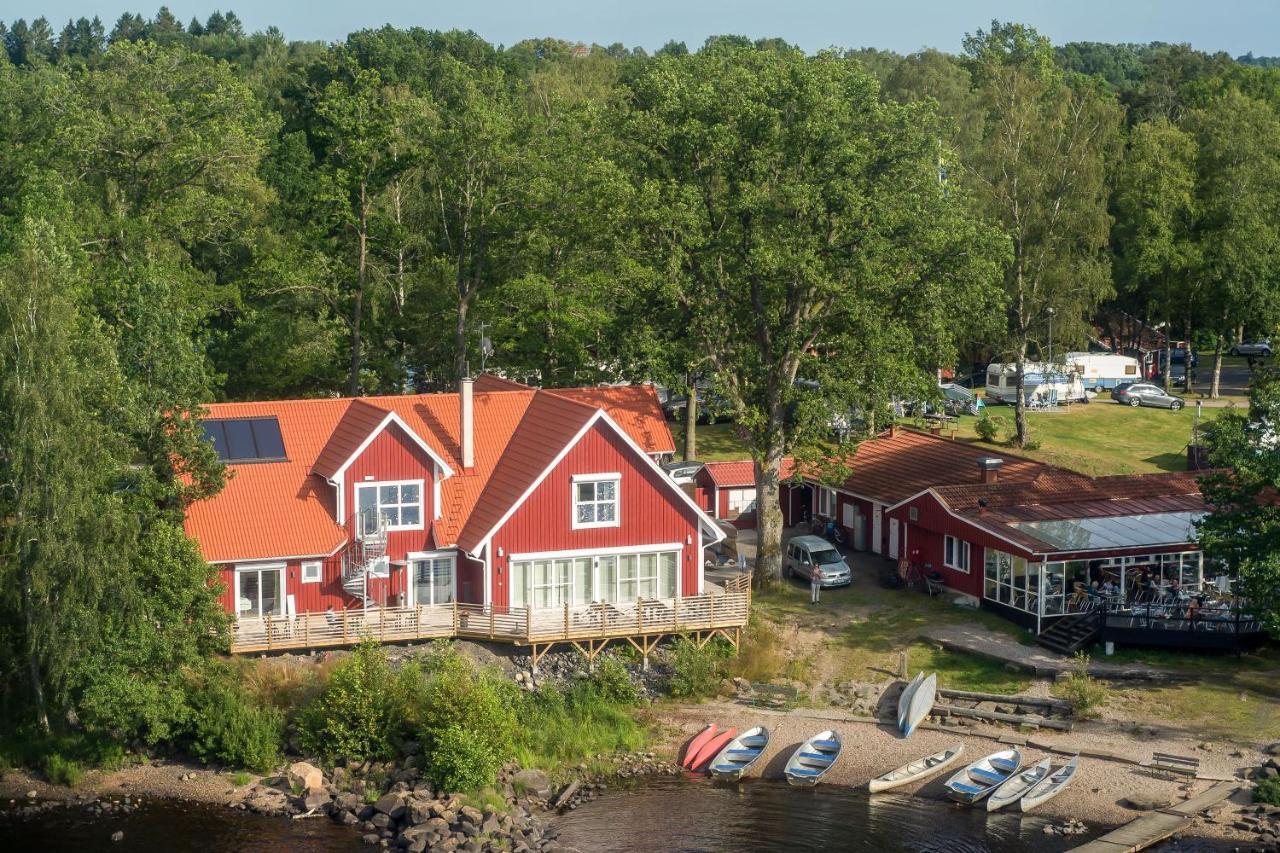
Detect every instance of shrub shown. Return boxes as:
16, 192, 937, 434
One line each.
667, 637, 733, 699
1057, 653, 1108, 719
415, 650, 517, 791
975, 413, 1004, 442
231, 771, 252, 787
185, 667, 284, 772
429, 724, 503, 793
1256, 777, 1280, 806
45, 753, 83, 787
587, 654, 639, 705
299, 640, 409, 763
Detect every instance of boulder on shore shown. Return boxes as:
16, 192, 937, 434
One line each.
1122, 794, 1172, 811
287, 761, 324, 793
512, 768, 552, 798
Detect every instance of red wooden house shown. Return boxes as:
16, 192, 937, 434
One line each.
787, 428, 1214, 637
184, 378, 726, 648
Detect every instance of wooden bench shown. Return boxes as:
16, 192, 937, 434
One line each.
1150, 752, 1200, 779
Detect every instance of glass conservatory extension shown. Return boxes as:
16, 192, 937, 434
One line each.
984, 544, 1205, 631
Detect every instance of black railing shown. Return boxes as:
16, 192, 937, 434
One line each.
1098, 599, 1265, 649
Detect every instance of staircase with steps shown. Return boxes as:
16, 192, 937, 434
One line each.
1036, 611, 1101, 655
342, 509, 390, 606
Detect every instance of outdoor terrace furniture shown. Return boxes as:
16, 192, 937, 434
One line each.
1150, 752, 1199, 779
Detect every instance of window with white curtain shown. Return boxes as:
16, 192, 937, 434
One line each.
509, 549, 679, 608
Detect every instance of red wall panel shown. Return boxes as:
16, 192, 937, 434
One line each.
490, 423, 703, 608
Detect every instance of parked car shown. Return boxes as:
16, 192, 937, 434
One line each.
662, 390, 734, 424
783, 535, 852, 588
1229, 339, 1273, 357
1111, 382, 1185, 410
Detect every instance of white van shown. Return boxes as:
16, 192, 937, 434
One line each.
984, 362, 1087, 405
783, 535, 852, 588
1064, 352, 1142, 392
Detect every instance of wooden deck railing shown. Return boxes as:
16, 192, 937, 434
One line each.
230, 590, 751, 653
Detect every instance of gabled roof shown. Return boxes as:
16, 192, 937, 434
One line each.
455, 392, 603, 554
700, 457, 796, 488
547, 385, 676, 454
815, 428, 1054, 505
472, 373, 533, 392
185, 383, 678, 563
307, 399, 384, 479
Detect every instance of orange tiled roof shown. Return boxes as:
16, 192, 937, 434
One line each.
548, 385, 675, 454
184, 384, 672, 563
700, 457, 795, 488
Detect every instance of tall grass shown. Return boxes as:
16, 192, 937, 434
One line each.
513, 663, 648, 773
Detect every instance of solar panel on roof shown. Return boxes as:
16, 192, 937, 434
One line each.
201, 417, 287, 463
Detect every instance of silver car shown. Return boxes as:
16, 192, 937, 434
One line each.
1111, 382, 1185, 410
1230, 340, 1272, 357
784, 535, 852, 588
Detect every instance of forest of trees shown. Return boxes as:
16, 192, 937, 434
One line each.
2, 9, 1280, 749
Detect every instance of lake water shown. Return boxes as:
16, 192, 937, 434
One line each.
0, 799, 360, 852
553, 775, 1100, 852
0, 779, 1221, 852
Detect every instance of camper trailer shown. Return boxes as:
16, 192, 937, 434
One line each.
985, 362, 1087, 405
1064, 352, 1142, 392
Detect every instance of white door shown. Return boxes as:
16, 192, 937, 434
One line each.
871, 505, 883, 555
889, 518, 900, 560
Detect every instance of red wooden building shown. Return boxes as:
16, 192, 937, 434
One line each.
184, 377, 728, 647
788, 428, 1212, 635
691, 458, 795, 528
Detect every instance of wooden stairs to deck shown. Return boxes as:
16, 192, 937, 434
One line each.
1037, 611, 1101, 656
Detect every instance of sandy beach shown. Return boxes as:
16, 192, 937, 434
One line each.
659, 701, 1262, 844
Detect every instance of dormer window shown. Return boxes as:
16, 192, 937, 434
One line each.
572, 473, 620, 529
355, 479, 423, 535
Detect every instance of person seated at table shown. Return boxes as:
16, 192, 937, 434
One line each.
1170, 578, 1183, 598
1185, 597, 1200, 622
1101, 579, 1117, 597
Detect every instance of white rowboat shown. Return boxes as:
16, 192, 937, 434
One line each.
987, 757, 1052, 811
942, 748, 1024, 805
708, 726, 770, 781
868, 743, 964, 793
784, 730, 842, 787
1020, 755, 1081, 812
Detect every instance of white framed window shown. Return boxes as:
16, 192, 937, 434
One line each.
726, 488, 757, 517
354, 479, 423, 534
235, 563, 285, 618
410, 552, 455, 605
572, 473, 620, 529
510, 548, 679, 608
301, 560, 322, 584
817, 486, 837, 518
943, 536, 971, 573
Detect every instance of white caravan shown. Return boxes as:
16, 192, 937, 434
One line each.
985, 362, 1087, 405
1063, 352, 1142, 392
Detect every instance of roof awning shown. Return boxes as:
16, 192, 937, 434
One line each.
1009, 511, 1204, 552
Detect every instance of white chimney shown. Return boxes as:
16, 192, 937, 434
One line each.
460, 377, 475, 470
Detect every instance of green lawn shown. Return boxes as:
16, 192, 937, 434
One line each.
670, 421, 754, 462
671, 402, 1237, 476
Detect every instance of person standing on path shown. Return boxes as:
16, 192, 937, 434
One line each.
810, 567, 820, 605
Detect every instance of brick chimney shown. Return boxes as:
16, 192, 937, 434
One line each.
978, 456, 1003, 484
888, 423, 898, 438
460, 376, 474, 471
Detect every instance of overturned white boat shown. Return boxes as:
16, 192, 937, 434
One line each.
897, 672, 937, 738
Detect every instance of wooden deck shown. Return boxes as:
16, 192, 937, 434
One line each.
1071, 781, 1237, 853
231, 575, 751, 668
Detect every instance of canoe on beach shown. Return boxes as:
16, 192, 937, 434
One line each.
868, 742, 965, 793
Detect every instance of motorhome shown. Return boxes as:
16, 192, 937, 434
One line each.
1064, 352, 1142, 392
984, 362, 1087, 405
